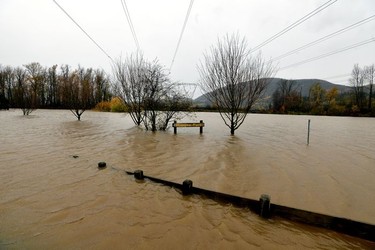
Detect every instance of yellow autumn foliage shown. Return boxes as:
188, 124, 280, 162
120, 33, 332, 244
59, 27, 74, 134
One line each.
94, 97, 128, 112
110, 97, 128, 112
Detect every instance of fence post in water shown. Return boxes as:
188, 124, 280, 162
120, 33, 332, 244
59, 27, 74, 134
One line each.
182, 179, 193, 195
307, 119, 311, 145
259, 194, 271, 218
200, 120, 203, 134
134, 170, 144, 180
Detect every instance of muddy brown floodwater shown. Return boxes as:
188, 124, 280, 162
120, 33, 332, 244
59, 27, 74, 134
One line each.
1, 109, 374, 249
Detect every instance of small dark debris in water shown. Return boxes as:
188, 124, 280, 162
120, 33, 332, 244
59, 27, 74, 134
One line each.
98, 162, 107, 169
72, 155, 79, 159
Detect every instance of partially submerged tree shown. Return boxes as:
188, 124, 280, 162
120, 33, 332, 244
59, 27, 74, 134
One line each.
24, 62, 47, 108
14, 67, 35, 115
46, 65, 59, 107
364, 64, 374, 110
158, 86, 191, 131
3, 66, 15, 107
349, 64, 366, 111
113, 54, 147, 126
60, 65, 94, 120
198, 34, 275, 135
0, 65, 9, 109
142, 59, 169, 131
113, 53, 191, 131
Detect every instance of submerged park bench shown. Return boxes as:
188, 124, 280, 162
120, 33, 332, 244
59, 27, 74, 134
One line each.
172, 120, 205, 134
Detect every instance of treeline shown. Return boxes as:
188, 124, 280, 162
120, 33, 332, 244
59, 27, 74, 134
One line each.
0, 58, 192, 127
2, 61, 374, 119
270, 64, 375, 116
0, 62, 112, 117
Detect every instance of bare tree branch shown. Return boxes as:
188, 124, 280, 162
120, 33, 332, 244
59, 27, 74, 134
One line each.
198, 33, 276, 135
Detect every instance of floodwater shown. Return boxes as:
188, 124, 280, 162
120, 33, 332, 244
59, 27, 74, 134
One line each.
0, 109, 374, 249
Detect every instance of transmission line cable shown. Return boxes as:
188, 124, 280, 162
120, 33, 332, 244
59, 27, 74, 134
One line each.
329, 78, 350, 84
271, 14, 375, 62
53, 0, 113, 62
169, 0, 195, 71
279, 37, 375, 70
321, 73, 351, 80
250, 0, 338, 53
120, 0, 140, 51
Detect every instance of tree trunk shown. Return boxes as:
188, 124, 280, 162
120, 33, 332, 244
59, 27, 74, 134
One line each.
369, 84, 373, 110
230, 125, 235, 135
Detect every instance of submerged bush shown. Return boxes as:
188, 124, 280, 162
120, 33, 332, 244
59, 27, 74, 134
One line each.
94, 101, 111, 112
94, 97, 127, 112
110, 97, 127, 112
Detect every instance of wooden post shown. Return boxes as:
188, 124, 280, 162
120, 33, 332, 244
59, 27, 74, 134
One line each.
200, 120, 203, 134
134, 170, 144, 180
307, 119, 311, 145
173, 120, 177, 134
259, 194, 271, 218
182, 179, 193, 195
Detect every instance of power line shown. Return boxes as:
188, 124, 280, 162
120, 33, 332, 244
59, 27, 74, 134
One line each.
120, 0, 140, 51
329, 78, 350, 84
321, 73, 351, 80
270, 14, 375, 62
250, 0, 338, 53
169, 0, 195, 71
53, 0, 113, 62
279, 37, 375, 70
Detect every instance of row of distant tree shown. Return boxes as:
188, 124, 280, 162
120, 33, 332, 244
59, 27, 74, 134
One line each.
0, 62, 112, 119
271, 64, 375, 116
0, 59, 191, 128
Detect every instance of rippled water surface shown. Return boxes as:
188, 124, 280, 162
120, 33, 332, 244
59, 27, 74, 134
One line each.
1, 109, 374, 249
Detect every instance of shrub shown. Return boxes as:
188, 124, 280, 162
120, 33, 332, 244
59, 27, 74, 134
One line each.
110, 97, 127, 112
94, 101, 111, 112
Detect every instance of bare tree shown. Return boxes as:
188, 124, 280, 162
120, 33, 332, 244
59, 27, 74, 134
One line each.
14, 67, 35, 115
142, 59, 170, 131
112, 54, 147, 126
46, 65, 59, 107
3, 66, 15, 106
349, 64, 366, 110
113, 53, 191, 131
0, 65, 8, 109
24, 62, 47, 108
272, 79, 301, 112
60, 65, 94, 120
364, 64, 374, 110
198, 34, 275, 135
93, 69, 111, 104
158, 86, 192, 131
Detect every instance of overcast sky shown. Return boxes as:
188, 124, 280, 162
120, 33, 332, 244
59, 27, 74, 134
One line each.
1, 0, 374, 97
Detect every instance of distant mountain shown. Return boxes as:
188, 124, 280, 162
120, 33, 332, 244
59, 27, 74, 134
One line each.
193, 78, 352, 108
